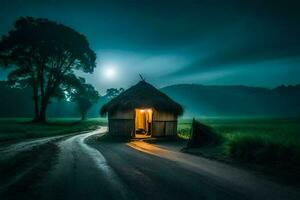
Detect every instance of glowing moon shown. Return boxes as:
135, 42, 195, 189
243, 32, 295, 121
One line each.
103, 66, 116, 79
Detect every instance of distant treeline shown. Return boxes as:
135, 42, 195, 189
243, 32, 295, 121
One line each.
162, 84, 300, 117
0, 81, 107, 118
2, 81, 300, 118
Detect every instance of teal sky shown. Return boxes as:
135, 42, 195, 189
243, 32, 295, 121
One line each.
1, 0, 300, 93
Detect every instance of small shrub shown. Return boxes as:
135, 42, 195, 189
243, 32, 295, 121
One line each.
177, 128, 191, 139
227, 135, 300, 165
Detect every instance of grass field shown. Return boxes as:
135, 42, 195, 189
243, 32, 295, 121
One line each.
178, 117, 300, 165
0, 118, 107, 142
2, 116, 300, 166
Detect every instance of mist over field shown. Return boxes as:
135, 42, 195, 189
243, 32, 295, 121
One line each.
162, 84, 300, 117
1, 81, 300, 118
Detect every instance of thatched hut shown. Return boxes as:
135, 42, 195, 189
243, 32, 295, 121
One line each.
100, 81, 183, 138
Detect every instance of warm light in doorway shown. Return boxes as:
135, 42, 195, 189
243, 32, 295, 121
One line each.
139, 109, 152, 113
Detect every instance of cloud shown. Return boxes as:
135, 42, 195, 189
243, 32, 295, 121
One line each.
1, 0, 300, 89
166, 22, 300, 77
162, 58, 300, 88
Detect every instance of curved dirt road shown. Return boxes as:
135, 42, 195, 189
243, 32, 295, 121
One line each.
41, 127, 133, 200
1, 127, 300, 200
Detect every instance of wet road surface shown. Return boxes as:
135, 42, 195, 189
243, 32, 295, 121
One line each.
1, 127, 300, 200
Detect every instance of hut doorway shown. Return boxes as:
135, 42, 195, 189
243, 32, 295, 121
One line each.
134, 108, 153, 138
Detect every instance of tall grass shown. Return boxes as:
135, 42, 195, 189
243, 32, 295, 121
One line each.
227, 135, 300, 164
178, 117, 300, 165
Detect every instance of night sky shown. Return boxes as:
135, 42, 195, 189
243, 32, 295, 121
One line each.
1, 0, 300, 93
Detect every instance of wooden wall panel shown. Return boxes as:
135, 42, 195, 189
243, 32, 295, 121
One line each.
108, 119, 134, 137
152, 121, 177, 137
109, 111, 134, 119
153, 110, 176, 121
152, 121, 165, 137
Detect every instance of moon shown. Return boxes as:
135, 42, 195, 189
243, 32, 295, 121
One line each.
103, 66, 117, 80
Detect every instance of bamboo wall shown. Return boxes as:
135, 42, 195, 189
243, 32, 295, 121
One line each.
107, 109, 178, 137
152, 111, 177, 137
108, 111, 134, 137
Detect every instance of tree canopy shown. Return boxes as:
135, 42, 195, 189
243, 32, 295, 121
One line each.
0, 17, 97, 122
66, 77, 99, 120
105, 88, 124, 100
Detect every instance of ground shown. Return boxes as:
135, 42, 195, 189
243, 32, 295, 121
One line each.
0, 118, 107, 142
1, 126, 300, 200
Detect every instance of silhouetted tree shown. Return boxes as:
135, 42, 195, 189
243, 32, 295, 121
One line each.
75, 85, 99, 120
0, 55, 6, 65
105, 88, 124, 100
64, 75, 99, 120
0, 81, 34, 117
0, 17, 96, 122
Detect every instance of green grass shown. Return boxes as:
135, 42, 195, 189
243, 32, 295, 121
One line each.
178, 117, 300, 165
0, 118, 108, 142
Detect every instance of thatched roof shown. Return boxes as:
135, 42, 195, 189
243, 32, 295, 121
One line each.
100, 81, 183, 116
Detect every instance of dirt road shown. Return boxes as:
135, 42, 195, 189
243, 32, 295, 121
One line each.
1, 127, 299, 200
